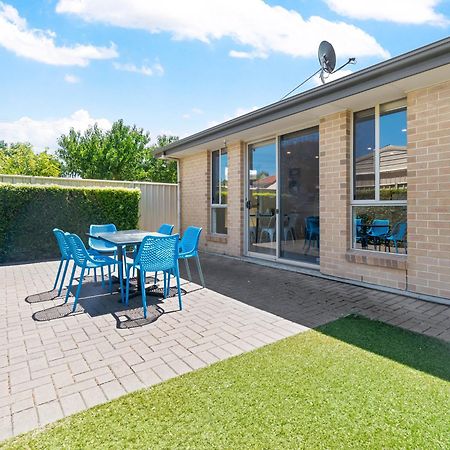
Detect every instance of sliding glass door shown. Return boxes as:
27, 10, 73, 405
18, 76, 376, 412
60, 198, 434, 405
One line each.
245, 128, 320, 265
279, 127, 320, 265
247, 140, 277, 257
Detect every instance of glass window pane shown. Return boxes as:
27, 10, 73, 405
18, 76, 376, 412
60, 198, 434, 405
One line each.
354, 109, 375, 200
220, 150, 228, 205
279, 128, 320, 265
211, 150, 220, 204
211, 207, 227, 234
248, 141, 277, 256
380, 105, 407, 201
352, 205, 407, 254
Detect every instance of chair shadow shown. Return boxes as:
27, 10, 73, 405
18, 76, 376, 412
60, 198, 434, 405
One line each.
26, 288, 66, 303
30, 278, 187, 329
316, 315, 450, 382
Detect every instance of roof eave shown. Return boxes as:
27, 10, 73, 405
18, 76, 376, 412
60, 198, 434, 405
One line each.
156, 37, 450, 156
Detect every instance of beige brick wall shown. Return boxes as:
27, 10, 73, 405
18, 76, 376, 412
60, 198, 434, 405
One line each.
319, 111, 407, 290
179, 152, 208, 250
179, 142, 244, 256
407, 80, 450, 299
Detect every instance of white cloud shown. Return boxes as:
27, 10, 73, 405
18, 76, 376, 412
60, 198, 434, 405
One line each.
64, 74, 80, 83
0, 110, 111, 151
56, 0, 389, 59
325, 0, 448, 25
0, 2, 118, 66
313, 68, 354, 86
182, 107, 204, 120
207, 106, 259, 128
113, 61, 164, 76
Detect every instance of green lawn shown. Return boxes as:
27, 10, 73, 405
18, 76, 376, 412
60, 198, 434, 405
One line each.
3, 316, 450, 449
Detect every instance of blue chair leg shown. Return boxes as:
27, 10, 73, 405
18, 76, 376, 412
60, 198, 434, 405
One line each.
125, 265, 131, 306
184, 258, 191, 281
108, 265, 112, 294
195, 255, 205, 288
118, 258, 124, 303
100, 266, 105, 288
53, 259, 64, 290
175, 265, 182, 310
58, 259, 70, 297
163, 271, 167, 299
154, 271, 158, 285
94, 268, 97, 283
65, 264, 77, 304
72, 266, 85, 312
141, 270, 147, 318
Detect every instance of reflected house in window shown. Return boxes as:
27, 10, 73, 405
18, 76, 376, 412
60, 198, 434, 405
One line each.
157, 37, 450, 303
355, 145, 407, 198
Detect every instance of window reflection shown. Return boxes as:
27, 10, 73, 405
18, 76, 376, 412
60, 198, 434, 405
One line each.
248, 141, 277, 256
279, 128, 320, 264
354, 109, 375, 200
380, 103, 407, 200
353, 206, 407, 254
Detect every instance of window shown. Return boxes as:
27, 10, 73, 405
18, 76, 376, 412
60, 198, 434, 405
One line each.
352, 99, 407, 254
211, 149, 228, 234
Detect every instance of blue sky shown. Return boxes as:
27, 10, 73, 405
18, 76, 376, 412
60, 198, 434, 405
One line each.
0, 0, 449, 151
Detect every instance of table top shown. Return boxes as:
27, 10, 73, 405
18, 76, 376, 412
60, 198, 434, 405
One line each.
87, 229, 166, 246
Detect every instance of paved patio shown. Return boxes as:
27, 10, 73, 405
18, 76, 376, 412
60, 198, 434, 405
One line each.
1, 253, 449, 440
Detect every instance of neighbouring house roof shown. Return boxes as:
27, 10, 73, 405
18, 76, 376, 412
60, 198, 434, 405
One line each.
157, 37, 450, 158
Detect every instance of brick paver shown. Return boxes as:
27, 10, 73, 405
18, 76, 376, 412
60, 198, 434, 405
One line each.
0, 253, 449, 440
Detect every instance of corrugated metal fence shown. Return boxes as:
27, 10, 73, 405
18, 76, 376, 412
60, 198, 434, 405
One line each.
0, 174, 178, 232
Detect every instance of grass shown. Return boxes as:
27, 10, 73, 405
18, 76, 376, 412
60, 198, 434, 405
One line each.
3, 316, 449, 449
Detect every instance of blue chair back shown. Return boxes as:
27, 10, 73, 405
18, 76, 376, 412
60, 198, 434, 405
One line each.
53, 228, 71, 260
355, 218, 362, 237
391, 222, 407, 240
369, 219, 389, 237
89, 224, 117, 252
305, 216, 320, 235
180, 226, 202, 257
158, 223, 175, 235
136, 234, 179, 272
66, 233, 91, 267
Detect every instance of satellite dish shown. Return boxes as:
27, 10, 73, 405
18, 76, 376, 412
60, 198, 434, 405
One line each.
281, 40, 355, 99
318, 41, 336, 74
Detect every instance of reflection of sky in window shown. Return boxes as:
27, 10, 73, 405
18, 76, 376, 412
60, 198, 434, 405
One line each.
380, 108, 407, 148
251, 143, 276, 176
220, 151, 228, 181
282, 130, 319, 148
354, 112, 375, 159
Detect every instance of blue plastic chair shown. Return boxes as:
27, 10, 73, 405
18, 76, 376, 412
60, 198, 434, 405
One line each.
158, 223, 175, 235
303, 216, 320, 252
367, 219, 390, 249
385, 222, 407, 253
153, 224, 175, 283
125, 234, 182, 317
179, 226, 205, 287
53, 229, 72, 296
88, 224, 119, 282
65, 233, 117, 312
354, 218, 362, 241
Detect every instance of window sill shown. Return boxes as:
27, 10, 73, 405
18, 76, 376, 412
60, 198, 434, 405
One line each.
206, 233, 228, 244
345, 249, 407, 270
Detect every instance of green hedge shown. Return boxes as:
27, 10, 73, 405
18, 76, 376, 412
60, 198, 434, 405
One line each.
0, 183, 140, 263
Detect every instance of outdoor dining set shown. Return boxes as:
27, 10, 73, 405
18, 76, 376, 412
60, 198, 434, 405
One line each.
355, 219, 407, 253
52, 224, 204, 318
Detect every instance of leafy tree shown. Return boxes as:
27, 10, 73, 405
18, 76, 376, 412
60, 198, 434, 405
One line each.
141, 134, 178, 183
0, 143, 61, 177
57, 120, 178, 183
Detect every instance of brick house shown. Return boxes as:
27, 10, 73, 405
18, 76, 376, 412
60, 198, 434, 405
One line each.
156, 37, 450, 303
